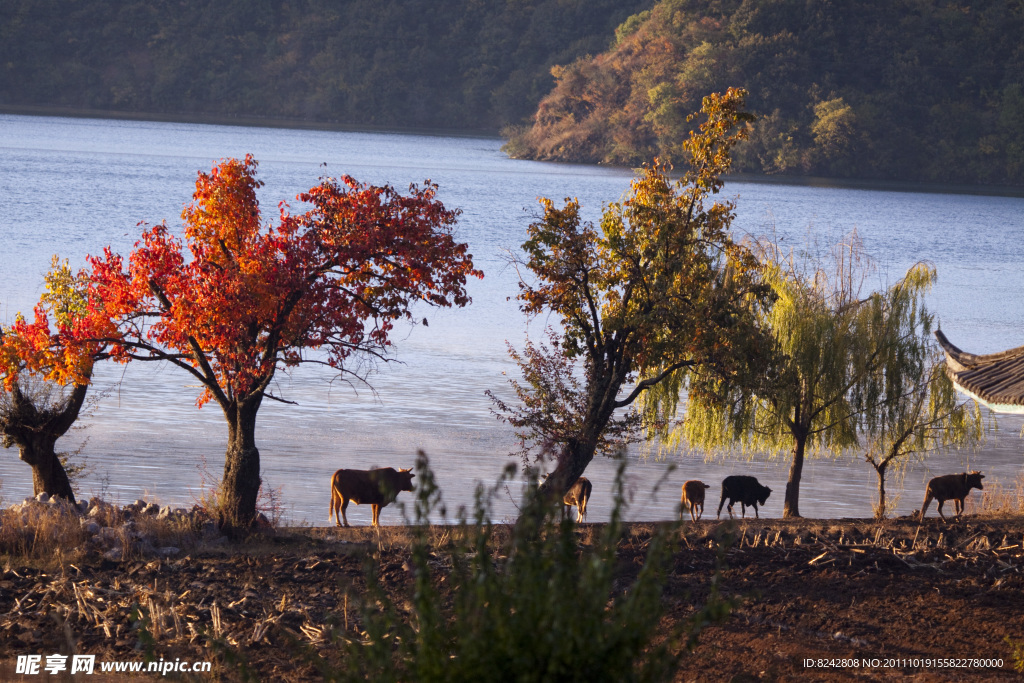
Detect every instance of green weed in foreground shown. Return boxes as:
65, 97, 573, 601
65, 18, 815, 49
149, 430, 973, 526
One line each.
1006, 636, 1024, 673
328, 454, 733, 683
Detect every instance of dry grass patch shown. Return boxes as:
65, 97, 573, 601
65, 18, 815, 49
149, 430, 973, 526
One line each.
966, 473, 1024, 517
0, 502, 91, 566
0, 499, 215, 570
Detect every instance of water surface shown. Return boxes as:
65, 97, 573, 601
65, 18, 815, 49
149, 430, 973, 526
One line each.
1, 114, 1022, 523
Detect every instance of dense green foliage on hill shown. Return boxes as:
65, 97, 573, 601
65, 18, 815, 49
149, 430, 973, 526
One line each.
0, 0, 651, 130
504, 0, 1024, 187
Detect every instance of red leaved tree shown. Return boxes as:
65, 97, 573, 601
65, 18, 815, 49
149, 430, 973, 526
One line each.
78, 155, 480, 525
1, 258, 107, 503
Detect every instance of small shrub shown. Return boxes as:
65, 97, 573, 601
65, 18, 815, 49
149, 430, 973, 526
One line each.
329, 453, 732, 682
1006, 635, 1024, 673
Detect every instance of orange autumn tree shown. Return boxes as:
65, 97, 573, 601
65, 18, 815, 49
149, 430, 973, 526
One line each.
494, 90, 771, 502
80, 155, 480, 525
1, 258, 107, 503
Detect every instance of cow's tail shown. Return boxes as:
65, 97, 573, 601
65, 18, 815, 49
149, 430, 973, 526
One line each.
328, 474, 337, 523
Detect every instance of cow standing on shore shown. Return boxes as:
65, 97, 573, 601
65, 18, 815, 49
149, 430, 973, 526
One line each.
919, 471, 984, 521
329, 467, 415, 527
562, 476, 593, 522
681, 480, 711, 521
717, 475, 771, 519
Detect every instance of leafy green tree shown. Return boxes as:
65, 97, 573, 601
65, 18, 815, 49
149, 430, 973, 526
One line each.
673, 236, 948, 518
811, 97, 856, 165
495, 89, 770, 499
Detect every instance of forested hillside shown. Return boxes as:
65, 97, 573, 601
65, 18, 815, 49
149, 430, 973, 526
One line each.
504, 0, 1024, 187
0, 0, 651, 131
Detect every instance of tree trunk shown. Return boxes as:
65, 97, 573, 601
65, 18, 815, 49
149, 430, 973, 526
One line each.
783, 433, 807, 518
543, 436, 599, 500
2, 381, 88, 504
536, 363, 622, 505
220, 397, 263, 527
875, 462, 888, 520
18, 435, 76, 503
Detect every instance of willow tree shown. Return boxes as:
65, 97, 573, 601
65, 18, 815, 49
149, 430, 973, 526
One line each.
663, 236, 945, 518
496, 89, 771, 500
0, 259, 104, 503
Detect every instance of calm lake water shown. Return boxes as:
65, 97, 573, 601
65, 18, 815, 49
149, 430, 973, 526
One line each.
1, 113, 1023, 523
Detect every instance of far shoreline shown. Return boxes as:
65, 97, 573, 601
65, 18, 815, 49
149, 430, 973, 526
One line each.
4, 104, 1023, 199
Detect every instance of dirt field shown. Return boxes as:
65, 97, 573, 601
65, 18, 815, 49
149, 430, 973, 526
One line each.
669, 517, 1022, 681
0, 516, 1021, 681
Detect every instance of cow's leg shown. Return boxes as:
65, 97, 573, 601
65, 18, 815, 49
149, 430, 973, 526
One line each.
579, 499, 587, 523
753, 503, 759, 519
331, 486, 344, 527
690, 502, 698, 523
371, 504, 381, 527
955, 497, 964, 519
341, 498, 351, 527
696, 502, 703, 521
936, 500, 947, 521
740, 502, 747, 519
718, 494, 727, 518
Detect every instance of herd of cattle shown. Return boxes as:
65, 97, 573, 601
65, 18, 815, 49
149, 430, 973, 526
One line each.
327, 466, 987, 528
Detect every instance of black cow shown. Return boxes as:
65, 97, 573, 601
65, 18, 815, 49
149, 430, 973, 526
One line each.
920, 471, 984, 521
717, 475, 771, 519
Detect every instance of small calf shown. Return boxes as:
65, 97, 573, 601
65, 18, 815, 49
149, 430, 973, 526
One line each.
717, 475, 771, 519
920, 471, 984, 521
680, 480, 711, 522
563, 476, 593, 522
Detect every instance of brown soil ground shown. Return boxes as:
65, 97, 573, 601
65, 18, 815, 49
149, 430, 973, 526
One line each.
0, 516, 1021, 681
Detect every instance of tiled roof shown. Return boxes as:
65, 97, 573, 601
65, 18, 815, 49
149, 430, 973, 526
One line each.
935, 329, 1024, 407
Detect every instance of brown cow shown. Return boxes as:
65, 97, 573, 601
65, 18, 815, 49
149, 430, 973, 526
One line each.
563, 476, 592, 522
329, 467, 415, 527
680, 480, 711, 521
920, 471, 984, 521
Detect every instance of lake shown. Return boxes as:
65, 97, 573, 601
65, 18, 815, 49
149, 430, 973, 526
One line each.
1, 113, 1022, 523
